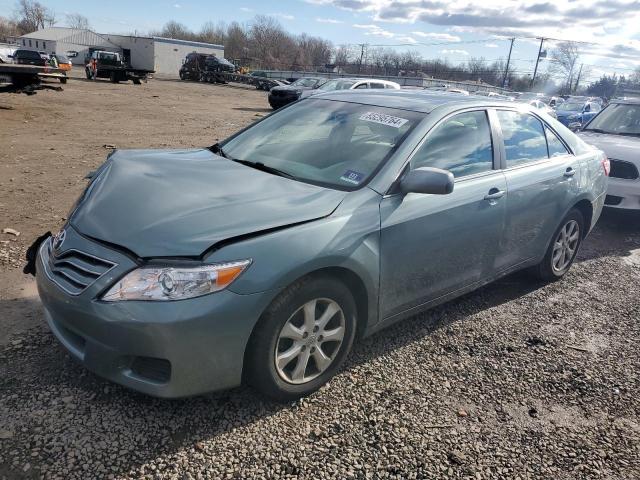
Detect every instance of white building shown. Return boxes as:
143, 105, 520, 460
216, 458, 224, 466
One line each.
14, 27, 224, 77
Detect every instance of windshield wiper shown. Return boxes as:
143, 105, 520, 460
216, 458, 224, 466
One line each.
209, 143, 230, 159
616, 132, 640, 137
583, 128, 610, 134
232, 159, 297, 180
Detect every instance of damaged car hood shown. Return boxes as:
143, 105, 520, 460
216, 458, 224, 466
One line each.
70, 148, 347, 258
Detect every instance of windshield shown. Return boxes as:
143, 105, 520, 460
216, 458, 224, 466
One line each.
292, 78, 319, 87
55, 54, 69, 63
558, 102, 584, 112
221, 99, 422, 190
318, 79, 356, 91
584, 103, 640, 135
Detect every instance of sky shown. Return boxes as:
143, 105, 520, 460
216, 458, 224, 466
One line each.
2, 0, 640, 82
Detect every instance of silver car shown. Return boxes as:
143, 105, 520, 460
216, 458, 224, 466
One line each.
579, 99, 640, 210
33, 92, 608, 401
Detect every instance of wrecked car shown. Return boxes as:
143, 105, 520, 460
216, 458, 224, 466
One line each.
33, 91, 608, 401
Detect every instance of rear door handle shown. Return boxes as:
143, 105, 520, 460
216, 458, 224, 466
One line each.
564, 168, 576, 178
484, 188, 506, 200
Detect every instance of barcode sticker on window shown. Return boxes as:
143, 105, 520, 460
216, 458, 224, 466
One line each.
359, 112, 408, 128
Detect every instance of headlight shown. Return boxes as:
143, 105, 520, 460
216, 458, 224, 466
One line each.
295, 89, 303, 95
102, 260, 251, 301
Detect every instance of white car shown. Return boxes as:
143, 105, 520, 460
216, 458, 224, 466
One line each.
579, 99, 640, 210
301, 78, 400, 98
528, 99, 558, 119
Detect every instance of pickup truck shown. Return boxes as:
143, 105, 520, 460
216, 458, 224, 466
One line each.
85, 51, 153, 84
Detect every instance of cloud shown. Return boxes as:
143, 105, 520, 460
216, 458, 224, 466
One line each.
396, 35, 418, 44
173, 3, 181, 8
312, 0, 640, 60
315, 17, 344, 23
484, 43, 499, 48
411, 31, 461, 42
239, 7, 253, 12
353, 23, 395, 37
440, 49, 470, 55
269, 13, 295, 20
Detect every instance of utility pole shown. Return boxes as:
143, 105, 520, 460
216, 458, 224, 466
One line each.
357, 43, 367, 74
502, 38, 515, 89
574, 63, 584, 93
530, 37, 545, 88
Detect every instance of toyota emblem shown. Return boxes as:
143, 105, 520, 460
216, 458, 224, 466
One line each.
52, 229, 66, 252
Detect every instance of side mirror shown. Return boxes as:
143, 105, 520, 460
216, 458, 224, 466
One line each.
568, 122, 582, 132
400, 167, 454, 195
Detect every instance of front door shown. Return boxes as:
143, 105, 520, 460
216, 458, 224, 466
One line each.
379, 110, 507, 319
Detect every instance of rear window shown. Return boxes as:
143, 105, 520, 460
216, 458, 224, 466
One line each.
16, 50, 41, 60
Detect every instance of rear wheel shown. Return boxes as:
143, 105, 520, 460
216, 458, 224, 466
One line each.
532, 209, 584, 281
246, 276, 357, 402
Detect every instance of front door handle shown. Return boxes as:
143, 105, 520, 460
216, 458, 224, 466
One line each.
484, 188, 506, 200
564, 168, 576, 178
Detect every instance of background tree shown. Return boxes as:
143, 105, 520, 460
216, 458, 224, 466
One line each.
15, 0, 55, 33
549, 41, 580, 94
0, 16, 21, 42
65, 13, 89, 30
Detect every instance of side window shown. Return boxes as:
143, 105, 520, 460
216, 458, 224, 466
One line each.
369, 83, 385, 89
545, 127, 570, 157
354, 83, 368, 89
497, 110, 548, 167
584, 104, 591, 112
411, 110, 494, 178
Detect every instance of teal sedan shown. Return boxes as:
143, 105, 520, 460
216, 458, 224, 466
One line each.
34, 91, 609, 401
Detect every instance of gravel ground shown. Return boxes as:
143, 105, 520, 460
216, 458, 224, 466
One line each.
1, 76, 639, 479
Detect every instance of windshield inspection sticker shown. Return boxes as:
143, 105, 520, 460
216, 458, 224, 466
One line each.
340, 170, 365, 185
360, 111, 409, 129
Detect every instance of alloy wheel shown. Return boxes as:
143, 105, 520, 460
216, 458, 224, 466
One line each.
275, 298, 345, 385
552, 219, 580, 273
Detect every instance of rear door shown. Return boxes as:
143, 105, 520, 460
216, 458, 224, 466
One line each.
379, 109, 507, 318
493, 109, 581, 270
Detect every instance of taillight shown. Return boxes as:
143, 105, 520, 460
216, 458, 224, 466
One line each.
601, 156, 610, 176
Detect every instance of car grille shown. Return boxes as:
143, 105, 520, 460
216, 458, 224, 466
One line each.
46, 241, 116, 295
609, 159, 639, 180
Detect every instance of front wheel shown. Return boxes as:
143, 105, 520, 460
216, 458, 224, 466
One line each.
532, 209, 584, 281
246, 276, 357, 402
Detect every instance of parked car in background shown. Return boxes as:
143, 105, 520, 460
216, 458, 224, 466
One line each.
528, 99, 558, 119
11, 49, 47, 66
268, 77, 326, 109
579, 98, 640, 209
53, 53, 73, 72
301, 78, 400, 98
33, 91, 608, 401
0, 46, 15, 63
556, 100, 601, 127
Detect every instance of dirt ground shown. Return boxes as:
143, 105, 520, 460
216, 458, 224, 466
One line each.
0, 74, 639, 479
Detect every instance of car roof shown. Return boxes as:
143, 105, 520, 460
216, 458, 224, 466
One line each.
309, 89, 515, 113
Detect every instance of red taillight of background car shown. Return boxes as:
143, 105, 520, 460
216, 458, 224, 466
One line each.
601, 156, 610, 176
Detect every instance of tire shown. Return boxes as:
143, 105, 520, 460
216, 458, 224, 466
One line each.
246, 275, 357, 402
110, 71, 118, 83
59, 77, 67, 84
532, 208, 584, 281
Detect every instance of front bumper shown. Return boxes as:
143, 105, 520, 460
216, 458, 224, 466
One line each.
36, 227, 277, 398
606, 177, 640, 210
